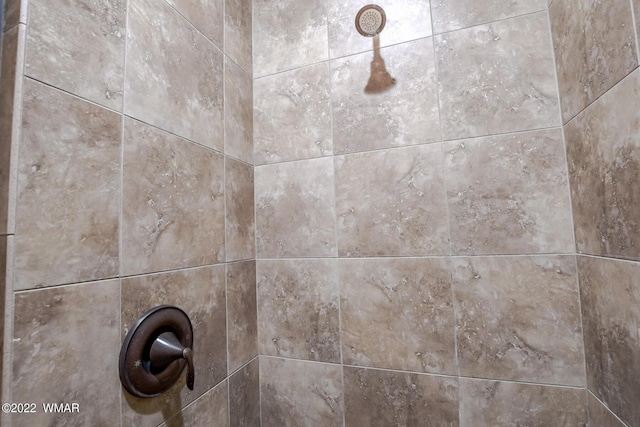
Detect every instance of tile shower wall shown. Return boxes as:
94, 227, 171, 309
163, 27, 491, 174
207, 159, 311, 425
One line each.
0, 0, 257, 426
254, 0, 593, 426
550, 0, 640, 425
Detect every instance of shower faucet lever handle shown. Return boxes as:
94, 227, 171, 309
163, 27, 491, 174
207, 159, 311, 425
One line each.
149, 331, 195, 391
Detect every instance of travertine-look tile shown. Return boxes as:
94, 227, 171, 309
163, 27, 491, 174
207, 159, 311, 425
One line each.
230, 359, 260, 427
344, 367, 459, 426
328, 0, 433, 59
452, 256, 585, 386
121, 266, 227, 427
225, 0, 252, 73
12, 280, 120, 427
331, 38, 440, 154
444, 129, 574, 255
253, 0, 327, 77
436, 12, 560, 140
166, 0, 223, 49
225, 158, 255, 262
431, 0, 546, 34
3, 0, 25, 30
122, 119, 225, 276
0, 235, 6, 383
254, 62, 332, 164
579, 256, 640, 427
15, 79, 120, 290
565, 70, 640, 261
125, 0, 224, 150
227, 261, 258, 373
459, 379, 588, 426
260, 357, 344, 427
225, 58, 253, 164
340, 258, 455, 375
335, 145, 449, 257
24, 0, 125, 110
255, 158, 337, 258
257, 259, 340, 363
159, 380, 230, 427
587, 392, 626, 427
550, 0, 638, 122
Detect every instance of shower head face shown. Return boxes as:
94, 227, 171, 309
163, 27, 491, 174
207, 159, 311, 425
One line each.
355, 4, 386, 37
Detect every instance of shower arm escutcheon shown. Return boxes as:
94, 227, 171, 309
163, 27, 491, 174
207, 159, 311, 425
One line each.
119, 305, 195, 398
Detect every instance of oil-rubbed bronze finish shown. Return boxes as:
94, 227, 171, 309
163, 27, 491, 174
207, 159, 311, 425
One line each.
355, 4, 386, 37
119, 305, 194, 398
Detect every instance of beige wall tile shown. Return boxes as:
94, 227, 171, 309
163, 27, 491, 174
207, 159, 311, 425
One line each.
579, 256, 640, 427
260, 357, 344, 427
435, 12, 560, 140
225, 0, 252, 74
225, 58, 253, 164
335, 145, 449, 257
340, 258, 455, 375
257, 259, 340, 363
159, 379, 230, 427
12, 280, 120, 427
444, 129, 574, 255
253, 0, 328, 77
452, 256, 585, 386
230, 359, 260, 427
121, 266, 227, 426
125, 0, 223, 150
122, 119, 225, 276
225, 158, 255, 262
14, 79, 121, 290
565, 70, 640, 261
254, 62, 332, 164
550, 0, 638, 122
328, 0, 433, 59
227, 261, 258, 373
255, 158, 337, 258
331, 38, 440, 155
587, 392, 626, 427
344, 367, 459, 426
459, 379, 588, 426
24, 0, 125, 110
166, 0, 223, 49
431, 0, 546, 34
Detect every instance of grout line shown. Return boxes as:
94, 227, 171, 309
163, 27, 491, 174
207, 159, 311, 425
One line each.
632, 0, 640, 65
572, 255, 589, 392
587, 389, 631, 427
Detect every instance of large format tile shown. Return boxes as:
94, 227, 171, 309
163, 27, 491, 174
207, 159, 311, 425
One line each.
335, 145, 449, 257
24, 0, 125, 110
125, 0, 223, 150
436, 12, 560, 140
253, 0, 327, 77
257, 259, 341, 363
121, 266, 227, 427
225, 0, 252, 73
550, 0, 638, 122
255, 158, 337, 258
12, 280, 120, 427
159, 380, 229, 427
579, 256, 640, 427
452, 256, 585, 386
225, 58, 253, 164
254, 62, 332, 164
230, 359, 260, 427
565, 70, 640, 261
225, 157, 255, 262
331, 38, 440, 154
340, 258, 455, 375
328, 0, 433, 59
227, 261, 258, 373
166, 0, 223, 49
431, 0, 546, 34
444, 129, 574, 255
587, 392, 626, 427
344, 367, 459, 427
14, 79, 120, 290
260, 357, 344, 427
122, 119, 225, 276
459, 379, 588, 426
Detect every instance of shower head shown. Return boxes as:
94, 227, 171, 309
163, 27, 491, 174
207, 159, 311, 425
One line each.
355, 4, 386, 37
